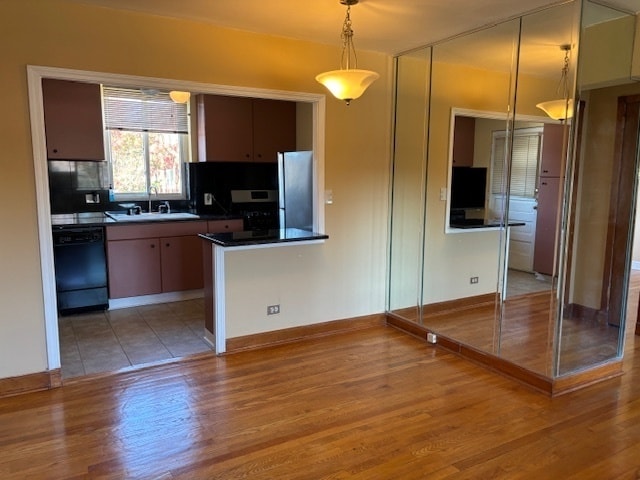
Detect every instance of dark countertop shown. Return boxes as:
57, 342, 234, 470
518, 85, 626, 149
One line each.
450, 221, 527, 229
51, 212, 242, 228
200, 228, 328, 247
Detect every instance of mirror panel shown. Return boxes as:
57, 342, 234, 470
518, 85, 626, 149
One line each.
388, 47, 431, 320
422, 19, 520, 353
556, 0, 637, 375
497, 1, 579, 376
389, 0, 640, 384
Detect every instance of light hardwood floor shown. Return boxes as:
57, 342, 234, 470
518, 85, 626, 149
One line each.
1, 305, 639, 477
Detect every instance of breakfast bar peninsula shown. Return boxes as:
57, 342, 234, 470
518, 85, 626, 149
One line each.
200, 228, 328, 354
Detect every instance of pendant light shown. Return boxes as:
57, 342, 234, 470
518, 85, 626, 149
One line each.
316, 0, 379, 105
536, 45, 574, 121
169, 91, 191, 104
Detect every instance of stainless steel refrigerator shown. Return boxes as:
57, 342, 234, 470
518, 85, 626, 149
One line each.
278, 151, 313, 231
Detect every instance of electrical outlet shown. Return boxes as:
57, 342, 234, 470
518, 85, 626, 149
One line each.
204, 193, 213, 206
470, 276, 479, 284
267, 304, 280, 315
427, 332, 437, 344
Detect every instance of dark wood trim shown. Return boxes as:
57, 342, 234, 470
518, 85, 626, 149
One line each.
601, 95, 640, 325
389, 293, 498, 322
552, 361, 623, 396
386, 313, 623, 396
386, 313, 430, 341
423, 293, 498, 316
225, 314, 386, 353
0, 369, 61, 398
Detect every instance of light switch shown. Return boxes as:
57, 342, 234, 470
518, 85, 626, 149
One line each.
440, 187, 447, 201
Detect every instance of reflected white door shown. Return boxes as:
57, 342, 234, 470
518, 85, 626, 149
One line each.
491, 194, 538, 272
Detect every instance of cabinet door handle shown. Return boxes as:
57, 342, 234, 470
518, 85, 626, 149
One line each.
165, 243, 171, 247
150, 244, 155, 248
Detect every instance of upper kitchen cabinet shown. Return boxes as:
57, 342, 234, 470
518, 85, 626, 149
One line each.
252, 98, 297, 162
197, 94, 296, 163
42, 79, 105, 161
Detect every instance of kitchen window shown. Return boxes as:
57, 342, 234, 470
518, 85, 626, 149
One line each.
102, 86, 190, 200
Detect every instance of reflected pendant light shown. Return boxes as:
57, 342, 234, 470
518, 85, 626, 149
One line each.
169, 91, 191, 104
316, 0, 379, 105
536, 45, 574, 121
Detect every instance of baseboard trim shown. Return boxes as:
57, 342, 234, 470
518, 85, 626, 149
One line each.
423, 292, 498, 316
109, 289, 204, 310
390, 293, 498, 321
0, 369, 61, 398
386, 313, 622, 396
225, 314, 386, 354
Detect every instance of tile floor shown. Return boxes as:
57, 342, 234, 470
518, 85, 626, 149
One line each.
58, 298, 213, 380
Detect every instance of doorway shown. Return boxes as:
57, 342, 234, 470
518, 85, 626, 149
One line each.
27, 65, 325, 380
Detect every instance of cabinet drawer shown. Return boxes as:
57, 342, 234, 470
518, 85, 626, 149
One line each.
207, 219, 244, 233
106, 221, 207, 241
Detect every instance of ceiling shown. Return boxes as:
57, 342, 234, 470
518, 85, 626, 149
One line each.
67, 0, 640, 56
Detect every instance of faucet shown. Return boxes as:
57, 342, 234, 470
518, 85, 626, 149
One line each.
148, 186, 158, 213
159, 201, 171, 214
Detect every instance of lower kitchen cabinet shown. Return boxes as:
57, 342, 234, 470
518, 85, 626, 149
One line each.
107, 238, 162, 298
160, 235, 204, 292
106, 219, 243, 299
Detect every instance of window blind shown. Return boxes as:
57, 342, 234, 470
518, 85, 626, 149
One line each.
102, 86, 189, 134
492, 131, 541, 198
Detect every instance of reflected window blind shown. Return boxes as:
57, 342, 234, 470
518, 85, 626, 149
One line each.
492, 131, 541, 197
102, 87, 188, 134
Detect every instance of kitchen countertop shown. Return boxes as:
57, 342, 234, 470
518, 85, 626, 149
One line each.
450, 221, 526, 229
51, 212, 242, 228
199, 228, 328, 247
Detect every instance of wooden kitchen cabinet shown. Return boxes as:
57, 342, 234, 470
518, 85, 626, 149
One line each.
452, 115, 475, 166
252, 98, 297, 162
160, 235, 204, 292
42, 78, 105, 161
107, 238, 162, 298
540, 124, 565, 177
106, 221, 208, 299
197, 94, 296, 163
207, 219, 244, 233
533, 176, 561, 276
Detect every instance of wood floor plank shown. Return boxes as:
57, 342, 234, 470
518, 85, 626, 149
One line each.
1, 308, 640, 478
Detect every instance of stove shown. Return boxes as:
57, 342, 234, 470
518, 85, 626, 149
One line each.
230, 189, 279, 230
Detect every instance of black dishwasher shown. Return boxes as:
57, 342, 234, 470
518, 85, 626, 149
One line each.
53, 226, 108, 314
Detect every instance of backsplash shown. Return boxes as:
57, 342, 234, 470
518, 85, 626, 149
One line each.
48, 160, 109, 214
48, 160, 190, 214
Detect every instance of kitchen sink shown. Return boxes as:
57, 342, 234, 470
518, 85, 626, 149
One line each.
106, 212, 200, 222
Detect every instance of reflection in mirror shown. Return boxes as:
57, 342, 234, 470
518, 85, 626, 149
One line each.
420, 19, 520, 353
496, 1, 579, 376
388, 47, 431, 320
389, 0, 640, 389
556, 0, 638, 376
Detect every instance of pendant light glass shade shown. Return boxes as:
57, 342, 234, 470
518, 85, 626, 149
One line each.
536, 99, 574, 121
316, 0, 378, 105
315, 69, 380, 104
169, 91, 191, 104
537, 45, 573, 121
